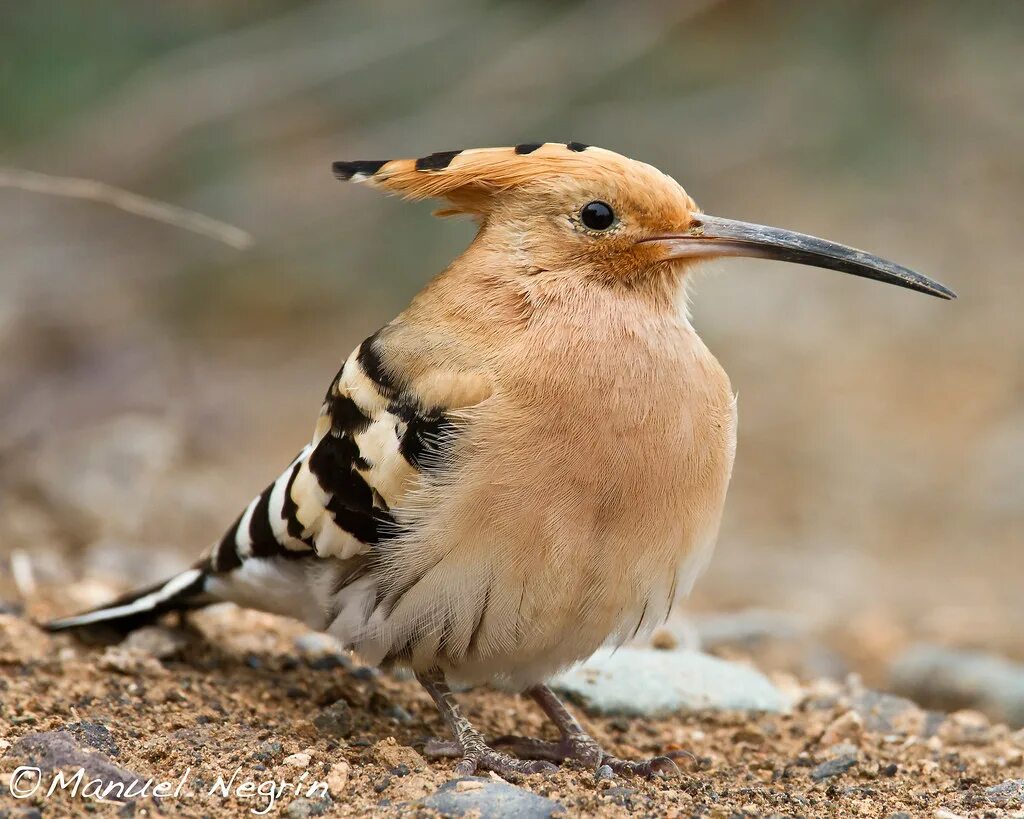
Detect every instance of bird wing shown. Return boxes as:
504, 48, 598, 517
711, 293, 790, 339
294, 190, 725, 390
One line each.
208, 324, 491, 576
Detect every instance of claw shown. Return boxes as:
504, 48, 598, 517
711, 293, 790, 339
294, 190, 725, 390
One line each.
601, 753, 680, 779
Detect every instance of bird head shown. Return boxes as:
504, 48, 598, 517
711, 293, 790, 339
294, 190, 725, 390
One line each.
334, 143, 954, 300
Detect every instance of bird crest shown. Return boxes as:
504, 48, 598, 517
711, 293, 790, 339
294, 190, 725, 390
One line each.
332, 142, 676, 218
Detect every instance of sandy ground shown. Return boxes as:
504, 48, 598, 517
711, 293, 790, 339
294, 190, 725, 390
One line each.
1, 598, 1023, 819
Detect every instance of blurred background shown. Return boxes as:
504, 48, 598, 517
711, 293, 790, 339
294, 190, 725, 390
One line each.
1, 0, 1021, 689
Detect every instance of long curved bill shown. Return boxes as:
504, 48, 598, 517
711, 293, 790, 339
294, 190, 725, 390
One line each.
644, 213, 956, 299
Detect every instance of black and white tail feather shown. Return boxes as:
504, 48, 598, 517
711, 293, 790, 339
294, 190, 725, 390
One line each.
43, 563, 212, 634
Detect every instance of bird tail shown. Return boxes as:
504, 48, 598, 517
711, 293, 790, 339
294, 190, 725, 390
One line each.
43, 561, 214, 635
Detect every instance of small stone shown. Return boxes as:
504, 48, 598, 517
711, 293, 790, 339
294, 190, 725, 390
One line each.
810, 754, 857, 781
881, 763, 899, 777
373, 775, 392, 793
939, 709, 993, 745
819, 710, 863, 746
551, 647, 789, 717
64, 721, 119, 757
325, 761, 349, 796
10, 731, 142, 795
604, 786, 638, 807
371, 737, 425, 771
418, 777, 564, 817
98, 646, 168, 677
284, 797, 331, 818
850, 689, 927, 735
594, 764, 615, 780
985, 779, 1024, 805
313, 700, 354, 738
121, 626, 188, 660
253, 740, 283, 762
823, 742, 859, 762
649, 627, 679, 650
283, 752, 311, 768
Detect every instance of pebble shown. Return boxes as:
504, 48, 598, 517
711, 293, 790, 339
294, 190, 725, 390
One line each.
284, 796, 332, 818
64, 721, 120, 757
550, 647, 790, 717
890, 644, 1024, 727
603, 786, 639, 808
122, 626, 189, 660
283, 752, 311, 768
417, 777, 565, 818
938, 709, 994, 746
810, 754, 857, 781
98, 646, 168, 677
850, 689, 929, 735
326, 761, 349, 796
313, 700, 354, 738
371, 737, 425, 771
819, 710, 863, 746
985, 779, 1024, 806
10, 731, 142, 793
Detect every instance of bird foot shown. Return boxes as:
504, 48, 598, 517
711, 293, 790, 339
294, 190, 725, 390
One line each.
423, 737, 558, 778
491, 734, 680, 779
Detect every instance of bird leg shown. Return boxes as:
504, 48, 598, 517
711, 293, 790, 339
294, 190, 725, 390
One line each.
421, 678, 679, 779
417, 672, 558, 778
492, 685, 680, 778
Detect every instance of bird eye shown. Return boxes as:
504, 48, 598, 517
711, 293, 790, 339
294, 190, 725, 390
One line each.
580, 200, 615, 231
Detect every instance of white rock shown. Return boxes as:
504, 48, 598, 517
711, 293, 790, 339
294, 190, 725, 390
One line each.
551, 647, 790, 717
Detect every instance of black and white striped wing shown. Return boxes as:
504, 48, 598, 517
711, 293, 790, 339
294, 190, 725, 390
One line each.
208, 333, 450, 574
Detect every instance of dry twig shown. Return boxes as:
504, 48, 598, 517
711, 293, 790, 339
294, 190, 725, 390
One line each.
0, 167, 253, 249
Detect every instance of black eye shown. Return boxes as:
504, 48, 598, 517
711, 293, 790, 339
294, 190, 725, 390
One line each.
580, 200, 615, 231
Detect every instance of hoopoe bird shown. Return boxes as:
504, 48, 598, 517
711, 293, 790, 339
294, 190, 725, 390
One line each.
47, 143, 954, 778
